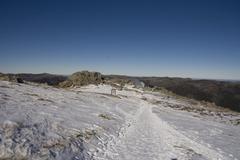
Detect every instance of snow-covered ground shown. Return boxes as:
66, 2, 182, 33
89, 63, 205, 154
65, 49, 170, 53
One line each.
0, 81, 240, 160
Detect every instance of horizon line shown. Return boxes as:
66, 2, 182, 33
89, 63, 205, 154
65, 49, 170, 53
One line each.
1, 71, 240, 82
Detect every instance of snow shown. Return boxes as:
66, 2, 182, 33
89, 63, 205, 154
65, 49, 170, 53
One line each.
0, 80, 240, 160
94, 101, 228, 160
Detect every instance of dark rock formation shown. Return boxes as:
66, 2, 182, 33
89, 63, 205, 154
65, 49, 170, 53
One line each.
16, 78, 24, 83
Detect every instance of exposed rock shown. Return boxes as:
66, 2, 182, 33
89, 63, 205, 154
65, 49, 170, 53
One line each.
16, 78, 24, 83
59, 71, 103, 88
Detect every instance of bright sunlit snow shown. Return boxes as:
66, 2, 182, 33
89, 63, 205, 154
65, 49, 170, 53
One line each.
0, 81, 240, 160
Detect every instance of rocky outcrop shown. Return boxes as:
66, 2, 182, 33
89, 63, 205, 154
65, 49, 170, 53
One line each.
59, 71, 103, 88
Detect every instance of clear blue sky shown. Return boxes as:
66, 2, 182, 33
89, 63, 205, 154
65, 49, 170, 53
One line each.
0, 0, 240, 79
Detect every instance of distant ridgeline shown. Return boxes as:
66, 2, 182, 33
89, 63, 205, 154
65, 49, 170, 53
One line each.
103, 75, 240, 112
0, 72, 67, 86
1, 71, 240, 112
138, 77, 240, 112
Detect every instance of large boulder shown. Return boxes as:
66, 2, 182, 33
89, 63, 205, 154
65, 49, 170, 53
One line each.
59, 71, 103, 88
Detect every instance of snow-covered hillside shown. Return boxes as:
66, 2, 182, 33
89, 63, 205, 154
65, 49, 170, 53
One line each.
0, 81, 240, 160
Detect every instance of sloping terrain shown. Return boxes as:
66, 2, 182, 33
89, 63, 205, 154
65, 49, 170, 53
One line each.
104, 75, 240, 112
1, 72, 240, 112
0, 81, 240, 160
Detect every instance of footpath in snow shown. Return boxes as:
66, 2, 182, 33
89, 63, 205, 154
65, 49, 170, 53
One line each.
94, 99, 228, 160
0, 82, 239, 160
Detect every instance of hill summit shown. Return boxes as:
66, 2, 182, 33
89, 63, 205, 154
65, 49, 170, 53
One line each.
59, 71, 103, 87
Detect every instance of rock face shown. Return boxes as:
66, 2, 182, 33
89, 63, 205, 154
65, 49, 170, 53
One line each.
59, 71, 103, 88
16, 78, 24, 83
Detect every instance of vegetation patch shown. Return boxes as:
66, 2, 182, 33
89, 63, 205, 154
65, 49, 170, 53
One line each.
230, 119, 240, 125
37, 98, 54, 103
24, 93, 39, 97
59, 71, 103, 88
174, 145, 202, 159
97, 93, 121, 99
76, 129, 98, 140
0, 85, 11, 88
98, 113, 113, 120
